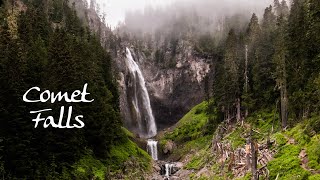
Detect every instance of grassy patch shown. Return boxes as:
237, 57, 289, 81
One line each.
306, 135, 320, 170
309, 174, 320, 180
266, 118, 320, 180
72, 152, 107, 180
185, 144, 212, 170
286, 122, 311, 146
170, 135, 211, 161
246, 109, 280, 140
121, 127, 134, 138
225, 126, 247, 149
305, 117, 320, 135
272, 132, 288, 147
161, 101, 213, 160
71, 126, 151, 180
235, 173, 252, 180
267, 144, 310, 179
108, 139, 151, 170
164, 101, 209, 143
159, 139, 168, 150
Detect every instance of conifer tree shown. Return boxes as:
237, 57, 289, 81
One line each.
287, 0, 311, 118
252, 6, 277, 109
273, 15, 288, 129
243, 13, 260, 116
222, 29, 241, 121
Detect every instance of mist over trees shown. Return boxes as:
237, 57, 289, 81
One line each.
115, 0, 320, 132
118, 0, 272, 37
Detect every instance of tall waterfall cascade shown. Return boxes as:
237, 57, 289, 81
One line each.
124, 47, 157, 138
147, 139, 158, 160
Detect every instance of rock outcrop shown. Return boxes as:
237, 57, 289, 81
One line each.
116, 40, 213, 130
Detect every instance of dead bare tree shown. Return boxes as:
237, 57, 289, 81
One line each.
251, 130, 258, 180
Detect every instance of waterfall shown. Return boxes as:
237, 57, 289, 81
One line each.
165, 163, 174, 177
124, 47, 157, 138
147, 139, 158, 160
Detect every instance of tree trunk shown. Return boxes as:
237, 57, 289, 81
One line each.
251, 134, 258, 180
226, 106, 230, 123
244, 45, 249, 118
280, 72, 288, 130
246, 138, 251, 171
236, 98, 241, 122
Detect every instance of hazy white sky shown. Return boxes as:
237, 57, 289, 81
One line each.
97, 0, 174, 28
96, 0, 273, 28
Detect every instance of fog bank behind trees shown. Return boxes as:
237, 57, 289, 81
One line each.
118, 0, 273, 39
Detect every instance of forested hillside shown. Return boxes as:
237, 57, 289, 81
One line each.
154, 0, 320, 179
0, 0, 150, 179
211, 0, 319, 127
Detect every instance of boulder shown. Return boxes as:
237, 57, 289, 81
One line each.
163, 140, 175, 154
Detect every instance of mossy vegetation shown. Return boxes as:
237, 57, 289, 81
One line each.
225, 126, 247, 149
235, 173, 252, 180
246, 109, 280, 139
309, 174, 320, 180
109, 139, 151, 170
160, 101, 213, 160
185, 144, 212, 170
267, 119, 320, 180
159, 101, 217, 178
72, 153, 107, 180
224, 109, 279, 149
286, 122, 311, 146
71, 128, 151, 179
272, 132, 288, 147
306, 135, 320, 170
164, 101, 209, 143
121, 127, 135, 138
268, 144, 310, 180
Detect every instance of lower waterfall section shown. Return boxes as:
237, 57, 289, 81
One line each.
147, 139, 158, 160
165, 163, 174, 177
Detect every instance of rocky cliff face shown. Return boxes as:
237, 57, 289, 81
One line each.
117, 39, 213, 130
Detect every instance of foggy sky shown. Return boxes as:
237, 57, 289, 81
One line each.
97, 0, 174, 28
97, 0, 274, 28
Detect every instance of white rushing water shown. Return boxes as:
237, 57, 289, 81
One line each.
165, 163, 174, 177
125, 47, 157, 138
147, 139, 158, 160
